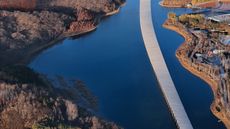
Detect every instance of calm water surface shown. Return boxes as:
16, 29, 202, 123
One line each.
29, 0, 225, 129
30, 0, 175, 129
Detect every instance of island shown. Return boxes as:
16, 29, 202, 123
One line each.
0, 0, 125, 128
161, 0, 230, 128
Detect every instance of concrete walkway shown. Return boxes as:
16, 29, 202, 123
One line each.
139, 0, 194, 129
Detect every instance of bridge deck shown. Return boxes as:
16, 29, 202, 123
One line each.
140, 0, 193, 129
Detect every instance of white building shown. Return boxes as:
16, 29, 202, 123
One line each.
208, 14, 230, 24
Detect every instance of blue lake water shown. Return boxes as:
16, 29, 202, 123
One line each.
29, 0, 225, 129
152, 0, 225, 129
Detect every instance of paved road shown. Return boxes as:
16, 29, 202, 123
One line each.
139, 0, 194, 129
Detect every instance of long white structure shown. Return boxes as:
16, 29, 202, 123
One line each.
208, 14, 230, 23
140, 0, 193, 129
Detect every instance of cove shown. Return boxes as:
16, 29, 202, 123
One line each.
29, 0, 176, 129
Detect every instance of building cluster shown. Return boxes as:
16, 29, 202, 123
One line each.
179, 18, 230, 117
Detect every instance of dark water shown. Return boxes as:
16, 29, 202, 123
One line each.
152, 0, 225, 129
29, 0, 176, 129
29, 0, 225, 129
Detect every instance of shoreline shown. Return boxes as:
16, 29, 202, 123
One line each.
159, 0, 187, 8
104, 2, 126, 17
0, 1, 126, 129
159, 1, 184, 8
163, 21, 230, 129
21, 7, 123, 65
162, 23, 218, 91
104, 8, 120, 17
20, 26, 98, 65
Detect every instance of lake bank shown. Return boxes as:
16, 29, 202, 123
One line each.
163, 13, 230, 128
152, 0, 225, 128
20, 6, 124, 66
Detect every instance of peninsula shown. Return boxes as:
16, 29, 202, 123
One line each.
0, 0, 125, 128
162, 3, 230, 129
